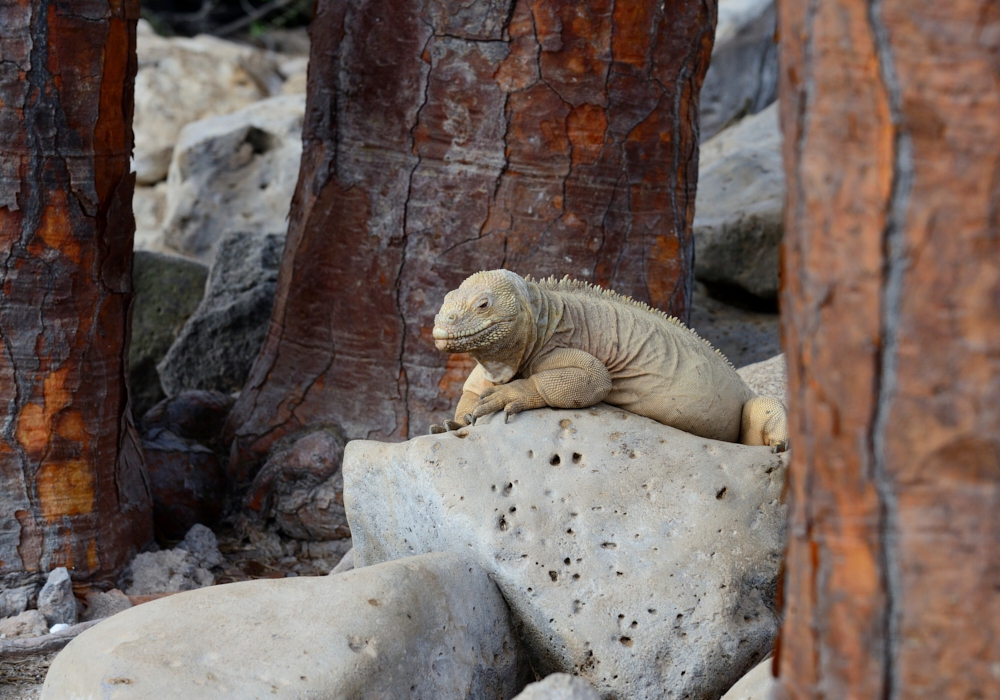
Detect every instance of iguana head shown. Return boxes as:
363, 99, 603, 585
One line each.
432, 270, 529, 354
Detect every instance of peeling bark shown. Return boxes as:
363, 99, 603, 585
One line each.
0, 1, 152, 587
776, 0, 1000, 697
225, 0, 717, 483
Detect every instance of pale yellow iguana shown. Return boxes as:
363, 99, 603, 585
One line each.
429, 269, 788, 451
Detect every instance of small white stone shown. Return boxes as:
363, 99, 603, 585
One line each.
49, 623, 70, 634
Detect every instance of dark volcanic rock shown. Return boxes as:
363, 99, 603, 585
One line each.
157, 230, 282, 397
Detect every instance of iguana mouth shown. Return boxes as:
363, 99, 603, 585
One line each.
432, 321, 494, 341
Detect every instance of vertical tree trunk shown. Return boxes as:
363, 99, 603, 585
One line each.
777, 0, 1000, 697
225, 0, 717, 484
0, 1, 151, 588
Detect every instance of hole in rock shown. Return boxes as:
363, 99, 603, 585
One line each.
528, 450, 534, 458
456, 430, 469, 438
648, 608, 657, 614
716, 487, 728, 499
503, 483, 513, 496
601, 542, 617, 549
509, 507, 516, 513
620, 637, 633, 647
245, 127, 277, 154
549, 571, 558, 582
631, 621, 638, 628
498, 516, 508, 531
550, 454, 561, 466
572, 573, 580, 580
572, 452, 582, 463
560, 419, 572, 428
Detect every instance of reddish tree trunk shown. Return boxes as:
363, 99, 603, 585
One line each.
0, 1, 151, 588
225, 0, 716, 484
776, 0, 1000, 697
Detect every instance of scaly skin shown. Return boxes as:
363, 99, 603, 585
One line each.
431, 270, 788, 450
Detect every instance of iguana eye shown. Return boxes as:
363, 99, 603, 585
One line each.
477, 299, 490, 310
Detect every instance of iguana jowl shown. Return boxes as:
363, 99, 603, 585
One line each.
430, 270, 788, 450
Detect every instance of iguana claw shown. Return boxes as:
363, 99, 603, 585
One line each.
503, 410, 510, 424
465, 414, 475, 426
429, 424, 446, 435
771, 440, 789, 454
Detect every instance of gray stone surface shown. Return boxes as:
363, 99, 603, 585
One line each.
81, 590, 133, 623
345, 405, 787, 700
688, 283, 780, 368
0, 610, 48, 640
162, 94, 304, 262
133, 181, 170, 252
328, 548, 355, 575
0, 573, 42, 620
176, 524, 224, 570
700, 0, 778, 140
43, 553, 531, 700
117, 549, 214, 596
134, 21, 282, 185
695, 103, 783, 299
36, 569, 76, 628
157, 229, 282, 396
513, 674, 602, 700
245, 430, 349, 540
720, 658, 776, 700
736, 354, 786, 400
129, 251, 209, 416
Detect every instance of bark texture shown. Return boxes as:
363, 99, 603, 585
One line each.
777, 1, 1000, 697
0, 1, 152, 587
225, 0, 717, 483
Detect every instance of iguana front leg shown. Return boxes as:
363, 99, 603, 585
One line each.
429, 365, 494, 434
471, 348, 612, 423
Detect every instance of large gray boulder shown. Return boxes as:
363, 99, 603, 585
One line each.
134, 21, 282, 185
694, 103, 783, 299
37, 567, 77, 628
43, 552, 531, 700
129, 251, 209, 416
688, 282, 780, 369
157, 230, 282, 396
345, 405, 787, 700
162, 94, 304, 262
736, 354, 786, 399
699, 0, 778, 140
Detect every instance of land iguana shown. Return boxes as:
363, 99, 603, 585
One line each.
429, 269, 788, 451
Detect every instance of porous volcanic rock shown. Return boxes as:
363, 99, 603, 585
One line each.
42, 553, 532, 700
157, 230, 282, 396
345, 405, 787, 700
736, 354, 786, 399
699, 0, 778, 140
37, 568, 76, 628
694, 103, 783, 299
161, 95, 304, 262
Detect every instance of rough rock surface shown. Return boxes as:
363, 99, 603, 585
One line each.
694, 103, 783, 299
736, 355, 786, 399
0, 573, 42, 620
117, 549, 214, 596
81, 590, 133, 623
719, 658, 776, 700
141, 430, 226, 540
0, 610, 48, 640
36, 569, 76, 628
158, 230, 283, 396
328, 548, 355, 575
162, 95, 304, 262
43, 553, 531, 700
699, 0, 778, 140
176, 524, 224, 570
513, 674, 602, 700
345, 405, 787, 700
133, 182, 170, 252
686, 284, 780, 370
133, 20, 282, 184
129, 251, 209, 416
140, 390, 235, 449
244, 430, 349, 539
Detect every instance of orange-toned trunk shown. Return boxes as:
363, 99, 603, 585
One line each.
225, 0, 717, 485
776, 0, 1000, 697
0, 1, 152, 588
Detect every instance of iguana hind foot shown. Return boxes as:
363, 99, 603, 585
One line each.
740, 395, 789, 450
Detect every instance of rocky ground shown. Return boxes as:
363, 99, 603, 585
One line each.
1, 1, 785, 697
